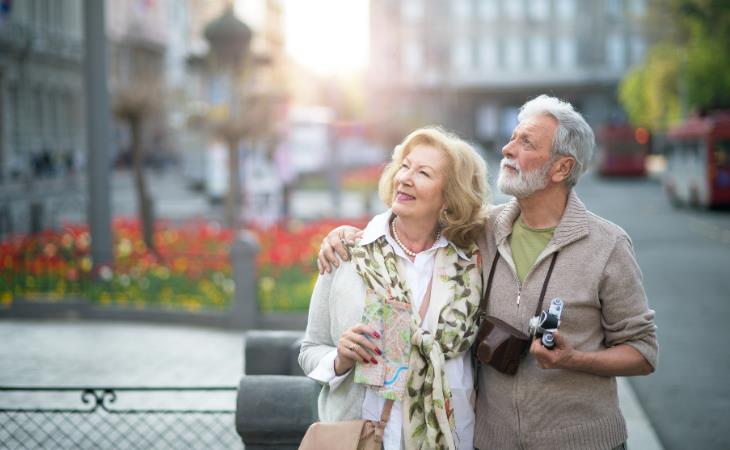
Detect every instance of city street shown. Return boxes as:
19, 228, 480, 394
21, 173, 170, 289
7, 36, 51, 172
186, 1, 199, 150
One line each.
68, 169, 730, 449
3, 170, 729, 449
3, 1, 729, 449
574, 174, 730, 450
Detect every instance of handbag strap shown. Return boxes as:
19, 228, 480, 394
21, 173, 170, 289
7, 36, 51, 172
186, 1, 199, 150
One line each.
380, 399, 395, 423
417, 276, 433, 325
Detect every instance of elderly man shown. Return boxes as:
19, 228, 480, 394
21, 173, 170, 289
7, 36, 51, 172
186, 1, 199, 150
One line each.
318, 95, 657, 450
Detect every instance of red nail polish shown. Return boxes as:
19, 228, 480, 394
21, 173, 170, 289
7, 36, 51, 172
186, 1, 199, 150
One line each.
372, 331, 381, 338
375, 348, 382, 355
370, 358, 378, 364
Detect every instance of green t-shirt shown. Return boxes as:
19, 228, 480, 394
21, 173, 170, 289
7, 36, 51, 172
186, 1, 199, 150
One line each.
509, 216, 555, 283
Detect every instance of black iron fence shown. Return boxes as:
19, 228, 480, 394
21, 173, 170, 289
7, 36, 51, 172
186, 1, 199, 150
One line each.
0, 386, 241, 449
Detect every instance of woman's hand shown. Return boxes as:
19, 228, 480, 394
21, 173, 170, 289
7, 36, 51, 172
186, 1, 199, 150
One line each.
317, 225, 364, 274
334, 323, 382, 375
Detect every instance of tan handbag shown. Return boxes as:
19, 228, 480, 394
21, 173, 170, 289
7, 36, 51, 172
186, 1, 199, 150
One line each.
298, 401, 392, 450
300, 277, 434, 450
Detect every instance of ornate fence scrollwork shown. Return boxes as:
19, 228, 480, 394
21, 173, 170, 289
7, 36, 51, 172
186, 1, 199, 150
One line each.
0, 386, 241, 449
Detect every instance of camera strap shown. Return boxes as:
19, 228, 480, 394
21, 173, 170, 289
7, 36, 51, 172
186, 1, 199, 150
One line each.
477, 251, 501, 319
472, 251, 559, 393
476, 251, 559, 319
534, 252, 559, 316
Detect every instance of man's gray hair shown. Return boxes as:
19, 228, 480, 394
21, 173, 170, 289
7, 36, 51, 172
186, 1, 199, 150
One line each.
518, 95, 595, 187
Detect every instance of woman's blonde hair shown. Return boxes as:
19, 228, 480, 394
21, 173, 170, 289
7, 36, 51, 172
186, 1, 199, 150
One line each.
378, 126, 490, 249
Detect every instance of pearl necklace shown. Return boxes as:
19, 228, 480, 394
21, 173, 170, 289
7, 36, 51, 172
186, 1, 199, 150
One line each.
390, 217, 441, 258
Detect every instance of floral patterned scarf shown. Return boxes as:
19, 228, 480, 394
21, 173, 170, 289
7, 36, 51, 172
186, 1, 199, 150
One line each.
350, 236, 482, 450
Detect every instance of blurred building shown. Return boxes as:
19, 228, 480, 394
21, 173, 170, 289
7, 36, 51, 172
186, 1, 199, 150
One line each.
0, 0, 85, 238
0, 0, 84, 182
369, 0, 649, 151
107, 0, 174, 169
0, 0, 287, 237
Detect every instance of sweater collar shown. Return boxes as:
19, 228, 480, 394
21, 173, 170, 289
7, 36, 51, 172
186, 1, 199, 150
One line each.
494, 190, 590, 249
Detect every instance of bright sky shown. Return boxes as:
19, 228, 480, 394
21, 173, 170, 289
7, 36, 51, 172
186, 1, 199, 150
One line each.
283, 0, 369, 75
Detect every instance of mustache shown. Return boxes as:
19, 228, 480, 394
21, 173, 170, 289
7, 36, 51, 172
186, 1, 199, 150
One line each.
500, 158, 520, 173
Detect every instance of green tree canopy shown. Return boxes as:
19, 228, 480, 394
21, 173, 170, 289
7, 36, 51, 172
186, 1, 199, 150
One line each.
619, 0, 730, 130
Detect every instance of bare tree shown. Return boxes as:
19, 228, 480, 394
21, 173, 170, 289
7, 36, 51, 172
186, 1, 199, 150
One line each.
112, 85, 159, 255
214, 90, 276, 228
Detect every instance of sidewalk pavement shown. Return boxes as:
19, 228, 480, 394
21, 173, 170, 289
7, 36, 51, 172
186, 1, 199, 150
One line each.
0, 320, 664, 448
619, 377, 664, 449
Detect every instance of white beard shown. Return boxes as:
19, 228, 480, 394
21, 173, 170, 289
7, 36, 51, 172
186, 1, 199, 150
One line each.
497, 157, 551, 198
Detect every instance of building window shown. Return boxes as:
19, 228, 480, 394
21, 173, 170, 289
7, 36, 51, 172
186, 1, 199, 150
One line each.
403, 40, 423, 72
476, 103, 498, 140
479, 37, 498, 69
528, 0, 550, 22
606, 34, 624, 69
529, 35, 550, 68
556, 37, 576, 67
451, 38, 472, 70
40, 0, 51, 28
50, 91, 59, 140
401, 0, 424, 22
503, 0, 522, 20
606, 0, 623, 19
500, 106, 520, 138
35, 90, 44, 137
630, 36, 646, 64
44, 90, 53, 146
478, 0, 498, 21
452, 0, 471, 19
8, 85, 18, 155
556, 0, 576, 20
505, 37, 523, 69
628, 0, 646, 17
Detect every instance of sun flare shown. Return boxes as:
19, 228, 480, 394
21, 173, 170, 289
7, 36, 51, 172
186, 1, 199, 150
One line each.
284, 0, 369, 75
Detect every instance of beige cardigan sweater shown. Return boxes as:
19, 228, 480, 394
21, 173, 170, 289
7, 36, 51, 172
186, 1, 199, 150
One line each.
473, 192, 658, 450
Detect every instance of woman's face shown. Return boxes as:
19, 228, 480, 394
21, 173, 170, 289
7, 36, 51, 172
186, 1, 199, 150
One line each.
391, 144, 448, 224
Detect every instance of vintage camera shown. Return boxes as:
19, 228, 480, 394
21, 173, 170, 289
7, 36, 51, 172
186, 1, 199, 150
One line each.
475, 297, 565, 375
527, 297, 564, 349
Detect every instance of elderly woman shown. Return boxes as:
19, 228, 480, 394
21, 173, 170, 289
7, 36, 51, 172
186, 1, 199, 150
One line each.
299, 127, 489, 450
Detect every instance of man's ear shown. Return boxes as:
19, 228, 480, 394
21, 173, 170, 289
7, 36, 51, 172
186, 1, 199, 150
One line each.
551, 156, 576, 183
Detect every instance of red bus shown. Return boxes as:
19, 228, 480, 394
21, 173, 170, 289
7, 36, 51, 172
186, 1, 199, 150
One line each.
663, 112, 730, 208
596, 124, 650, 176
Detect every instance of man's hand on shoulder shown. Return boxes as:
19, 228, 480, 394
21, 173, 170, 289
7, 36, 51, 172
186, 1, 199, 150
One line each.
317, 225, 363, 274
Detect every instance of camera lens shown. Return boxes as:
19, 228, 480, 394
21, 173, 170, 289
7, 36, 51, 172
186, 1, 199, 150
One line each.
542, 333, 555, 348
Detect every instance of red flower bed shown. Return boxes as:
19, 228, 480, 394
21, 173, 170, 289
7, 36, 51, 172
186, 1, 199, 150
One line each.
0, 217, 368, 312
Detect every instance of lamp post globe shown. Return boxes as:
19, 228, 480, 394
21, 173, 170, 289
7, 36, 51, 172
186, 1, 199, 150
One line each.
204, 5, 252, 68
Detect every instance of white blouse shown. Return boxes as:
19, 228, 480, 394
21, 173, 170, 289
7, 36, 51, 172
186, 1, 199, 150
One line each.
307, 211, 475, 450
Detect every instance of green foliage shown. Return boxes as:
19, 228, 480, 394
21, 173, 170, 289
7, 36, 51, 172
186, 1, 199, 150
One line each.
619, 45, 683, 130
685, 37, 730, 110
619, 0, 730, 130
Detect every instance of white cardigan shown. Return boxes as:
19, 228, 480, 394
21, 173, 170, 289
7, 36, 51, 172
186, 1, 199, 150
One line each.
298, 212, 475, 449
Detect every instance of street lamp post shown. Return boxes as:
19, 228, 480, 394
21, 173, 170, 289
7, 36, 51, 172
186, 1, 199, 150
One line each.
83, 0, 113, 270
204, 6, 252, 229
